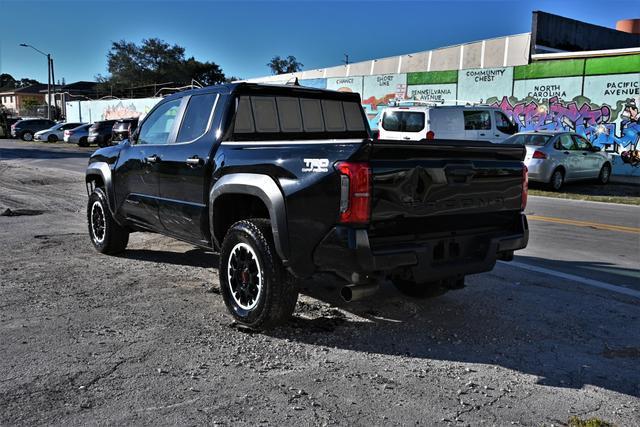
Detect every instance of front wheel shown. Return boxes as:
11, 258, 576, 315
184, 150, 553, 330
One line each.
219, 219, 298, 330
21, 131, 33, 141
78, 137, 88, 147
87, 188, 129, 254
597, 163, 611, 185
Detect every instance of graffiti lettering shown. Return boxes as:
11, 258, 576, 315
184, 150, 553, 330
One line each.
491, 96, 639, 150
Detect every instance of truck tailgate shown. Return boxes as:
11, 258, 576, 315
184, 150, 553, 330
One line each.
367, 140, 526, 239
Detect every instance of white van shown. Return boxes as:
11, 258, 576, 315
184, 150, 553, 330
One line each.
377, 104, 518, 143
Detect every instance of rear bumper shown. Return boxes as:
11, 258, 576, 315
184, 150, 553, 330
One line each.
313, 214, 529, 282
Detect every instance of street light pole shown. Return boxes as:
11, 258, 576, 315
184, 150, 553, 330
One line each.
19, 43, 52, 120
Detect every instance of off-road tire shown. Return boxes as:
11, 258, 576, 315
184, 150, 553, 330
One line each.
219, 219, 298, 330
21, 131, 34, 141
78, 137, 88, 147
87, 187, 129, 254
597, 163, 611, 185
47, 134, 58, 142
548, 168, 564, 191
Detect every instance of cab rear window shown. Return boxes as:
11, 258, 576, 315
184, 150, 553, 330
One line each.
381, 111, 425, 133
232, 95, 366, 140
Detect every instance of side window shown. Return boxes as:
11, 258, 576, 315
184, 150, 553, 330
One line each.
404, 112, 425, 132
464, 110, 492, 130
495, 111, 514, 133
381, 111, 401, 131
573, 135, 590, 151
137, 98, 181, 145
555, 134, 575, 150
176, 93, 216, 142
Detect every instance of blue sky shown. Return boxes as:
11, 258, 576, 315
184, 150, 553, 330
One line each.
0, 0, 634, 84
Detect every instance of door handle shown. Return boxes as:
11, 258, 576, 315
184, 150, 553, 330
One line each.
145, 154, 160, 164
582, 152, 588, 155
479, 133, 486, 136
563, 151, 570, 155
186, 156, 203, 167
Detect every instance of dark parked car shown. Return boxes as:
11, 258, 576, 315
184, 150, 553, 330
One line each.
85, 83, 529, 330
11, 118, 56, 141
111, 117, 139, 142
87, 120, 117, 147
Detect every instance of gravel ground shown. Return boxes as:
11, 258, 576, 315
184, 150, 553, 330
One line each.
0, 161, 638, 426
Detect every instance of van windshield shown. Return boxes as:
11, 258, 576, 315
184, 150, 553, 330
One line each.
381, 111, 425, 132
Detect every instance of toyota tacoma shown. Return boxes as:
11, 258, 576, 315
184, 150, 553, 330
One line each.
85, 83, 529, 329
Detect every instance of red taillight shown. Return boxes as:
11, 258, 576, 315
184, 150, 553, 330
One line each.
426, 130, 435, 140
336, 162, 371, 224
521, 165, 528, 211
532, 150, 547, 159
64, 130, 72, 136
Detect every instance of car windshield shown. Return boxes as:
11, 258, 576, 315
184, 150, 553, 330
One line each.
500, 133, 551, 146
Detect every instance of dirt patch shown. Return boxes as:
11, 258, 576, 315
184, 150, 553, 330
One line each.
529, 183, 640, 205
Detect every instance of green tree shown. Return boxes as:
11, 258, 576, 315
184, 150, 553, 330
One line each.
100, 38, 226, 97
267, 55, 303, 75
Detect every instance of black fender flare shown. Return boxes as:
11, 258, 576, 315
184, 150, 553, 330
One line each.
85, 162, 118, 218
210, 173, 290, 262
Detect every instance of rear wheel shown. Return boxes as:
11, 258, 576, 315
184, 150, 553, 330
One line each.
21, 131, 33, 141
597, 163, 611, 185
548, 168, 564, 191
219, 219, 298, 330
47, 134, 58, 142
87, 188, 129, 254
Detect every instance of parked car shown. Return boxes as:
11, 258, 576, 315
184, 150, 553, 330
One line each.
11, 118, 56, 141
64, 123, 92, 146
378, 103, 518, 143
34, 122, 85, 142
87, 120, 117, 147
499, 131, 611, 190
84, 83, 528, 329
111, 117, 139, 143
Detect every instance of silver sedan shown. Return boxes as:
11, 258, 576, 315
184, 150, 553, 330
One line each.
499, 131, 612, 190
63, 123, 92, 146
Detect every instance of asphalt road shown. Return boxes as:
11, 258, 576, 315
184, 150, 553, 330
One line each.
0, 138, 93, 173
0, 138, 638, 425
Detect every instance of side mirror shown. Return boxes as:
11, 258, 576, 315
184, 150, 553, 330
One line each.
130, 128, 139, 144
591, 145, 601, 152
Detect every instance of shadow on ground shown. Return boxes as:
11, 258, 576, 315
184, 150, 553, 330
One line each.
120, 246, 640, 398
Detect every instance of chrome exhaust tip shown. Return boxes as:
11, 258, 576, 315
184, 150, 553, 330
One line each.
340, 283, 379, 302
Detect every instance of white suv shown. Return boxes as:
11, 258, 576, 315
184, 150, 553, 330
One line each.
378, 104, 518, 143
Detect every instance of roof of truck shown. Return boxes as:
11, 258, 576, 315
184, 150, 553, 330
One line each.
163, 82, 362, 102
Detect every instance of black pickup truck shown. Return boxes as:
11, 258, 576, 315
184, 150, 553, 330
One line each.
85, 83, 529, 329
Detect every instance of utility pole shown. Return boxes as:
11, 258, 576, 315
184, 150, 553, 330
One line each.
49, 56, 55, 119
342, 53, 349, 65
19, 43, 53, 120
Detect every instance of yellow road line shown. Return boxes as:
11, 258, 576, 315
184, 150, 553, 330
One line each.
528, 215, 640, 234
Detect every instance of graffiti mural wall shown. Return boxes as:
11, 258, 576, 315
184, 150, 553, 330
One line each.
294, 54, 639, 177
65, 97, 162, 124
